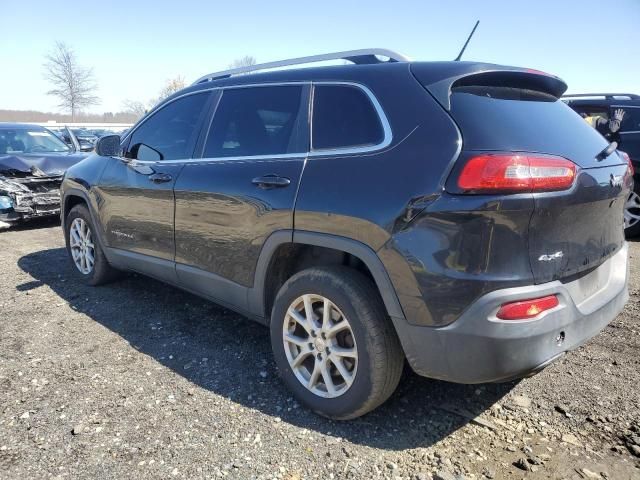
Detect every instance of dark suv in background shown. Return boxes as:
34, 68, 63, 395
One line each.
563, 93, 640, 236
60, 50, 631, 419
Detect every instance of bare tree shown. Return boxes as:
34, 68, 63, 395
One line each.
122, 99, 149, 119
123, 75, 187, 119
228, 55, 257, 70
43, 42, 99, 120
157, 76, 186, 102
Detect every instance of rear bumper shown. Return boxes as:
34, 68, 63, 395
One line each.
393, 243, 629, 383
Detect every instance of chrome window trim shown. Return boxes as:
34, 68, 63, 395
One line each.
123, 81, 392, 165
308, 81, 393, 157
132, 152, 307, 165
217, 81, 310, 90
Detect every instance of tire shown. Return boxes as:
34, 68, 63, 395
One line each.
65, 204, 118, 286
625, 181, 640, 238
270, 266, 404, 420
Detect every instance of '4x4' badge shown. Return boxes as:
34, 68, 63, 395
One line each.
610, 174, 624, 189
538, 251, 564, 262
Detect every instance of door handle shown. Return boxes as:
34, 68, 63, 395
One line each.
148, 173, 172, 184
252, 174, 291, 189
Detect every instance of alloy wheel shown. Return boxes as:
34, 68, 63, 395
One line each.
282, 294, 358, 398
69, 218, 95, 275
624, 191, 640, 230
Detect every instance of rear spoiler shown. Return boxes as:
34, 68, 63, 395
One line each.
411, 62, 568, 110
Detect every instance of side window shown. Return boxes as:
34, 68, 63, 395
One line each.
312, 85, 384, 150
618, 107, 640, 132
576, 108, 608, 129
126, 92, 210, 161
204, 86, 305, 158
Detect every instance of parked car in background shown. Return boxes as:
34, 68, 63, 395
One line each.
0, 123, 89, 227
71, 128, 99, 151
563, 93, 640, 236
50, 125, 83, 152
61, 50, 630, 419
48, 124, 133, 152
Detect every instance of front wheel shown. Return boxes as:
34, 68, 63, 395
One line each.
65, 204, 118, 285
270, 266, 404, 420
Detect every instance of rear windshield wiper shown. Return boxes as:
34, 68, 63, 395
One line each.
596, 141, 617, 161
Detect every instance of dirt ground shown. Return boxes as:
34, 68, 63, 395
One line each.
0, 219, 639, 480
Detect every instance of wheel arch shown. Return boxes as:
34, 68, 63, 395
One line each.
61, 188, 109, 254
62, 190, 89, 224
250, 230, 406, 322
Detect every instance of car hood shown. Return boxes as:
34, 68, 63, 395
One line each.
0, 152, 89, 177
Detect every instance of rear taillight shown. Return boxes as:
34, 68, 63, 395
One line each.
496, 295, 559, 321
620, 151, 634, 177
457, 154, 577, 194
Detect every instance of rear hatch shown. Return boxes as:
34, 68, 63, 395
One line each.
414, 67, 630, 284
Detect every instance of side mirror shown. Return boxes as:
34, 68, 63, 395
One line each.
95, 135, 122, 157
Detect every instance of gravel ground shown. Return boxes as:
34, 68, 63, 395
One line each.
1, 220, 639, 480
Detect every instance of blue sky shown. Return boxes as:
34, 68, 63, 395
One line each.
1, 0, 638, 113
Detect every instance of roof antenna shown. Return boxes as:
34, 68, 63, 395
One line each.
454, 20, 480, 61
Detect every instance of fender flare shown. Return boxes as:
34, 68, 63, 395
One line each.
61, 188, 91, 221
248, 230, 406, 321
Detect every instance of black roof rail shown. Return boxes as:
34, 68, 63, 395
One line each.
562, 93, 639, 100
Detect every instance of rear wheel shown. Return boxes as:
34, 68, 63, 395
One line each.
270, 266, 404, 420
65, 204, 118, 285
624, 183, 640, 238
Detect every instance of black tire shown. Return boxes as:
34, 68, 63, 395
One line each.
65, 204, 118, 286
625, 182, 640, 238
270, 266, 404, 420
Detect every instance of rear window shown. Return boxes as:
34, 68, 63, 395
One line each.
450, 86, 610, 165
312, 85, 383, 150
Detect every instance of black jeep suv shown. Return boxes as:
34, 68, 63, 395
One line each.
562, 93, 640, 236
60, 50, 630, 419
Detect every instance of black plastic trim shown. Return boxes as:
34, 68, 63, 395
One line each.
249, 230, 406, 322
106, 247, 177, 284
176, 262, 249, 313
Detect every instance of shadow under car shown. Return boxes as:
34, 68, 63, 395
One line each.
17, 246, 516, 450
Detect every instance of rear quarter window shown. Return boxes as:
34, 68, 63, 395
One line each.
312, 85, 384, 151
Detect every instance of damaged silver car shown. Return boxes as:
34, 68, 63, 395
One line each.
0, 123, 89, 228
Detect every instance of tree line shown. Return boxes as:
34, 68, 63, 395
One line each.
0, 109, 137, 124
